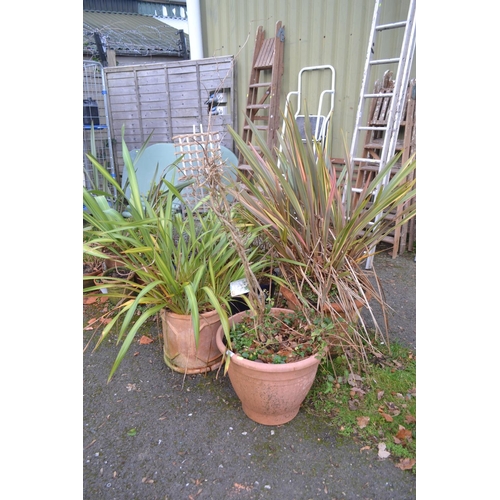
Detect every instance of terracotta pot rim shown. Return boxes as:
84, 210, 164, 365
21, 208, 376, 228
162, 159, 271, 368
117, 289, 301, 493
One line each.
216, 308, 323, 373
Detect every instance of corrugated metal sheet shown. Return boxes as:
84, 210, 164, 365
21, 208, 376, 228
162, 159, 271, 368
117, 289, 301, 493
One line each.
200, 0, 415, 158
83, 10, 190, 57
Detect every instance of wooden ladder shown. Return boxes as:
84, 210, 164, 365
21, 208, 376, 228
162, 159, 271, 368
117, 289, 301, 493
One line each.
238, 21, 285, 173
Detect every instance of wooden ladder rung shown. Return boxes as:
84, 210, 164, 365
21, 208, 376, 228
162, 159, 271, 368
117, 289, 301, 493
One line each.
244, 125, 268, 131
249, 82, 271, 88
246, 104, 270, 110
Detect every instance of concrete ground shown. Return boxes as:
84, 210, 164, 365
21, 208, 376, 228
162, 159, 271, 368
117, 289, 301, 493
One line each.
83, 245, 416, 499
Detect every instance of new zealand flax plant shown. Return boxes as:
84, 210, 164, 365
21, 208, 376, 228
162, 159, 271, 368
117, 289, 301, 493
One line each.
225, 105, 416, 366
83, 127, 271, 381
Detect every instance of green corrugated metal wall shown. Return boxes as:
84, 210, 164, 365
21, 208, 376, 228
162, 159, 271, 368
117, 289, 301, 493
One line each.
199, 0, 415, 159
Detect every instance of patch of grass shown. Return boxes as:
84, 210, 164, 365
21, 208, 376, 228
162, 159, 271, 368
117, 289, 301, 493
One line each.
305, 339, 416, 472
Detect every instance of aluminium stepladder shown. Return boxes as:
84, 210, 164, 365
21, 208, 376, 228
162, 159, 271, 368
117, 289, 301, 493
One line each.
346, 0, 416, 269
352, 72, 417, 258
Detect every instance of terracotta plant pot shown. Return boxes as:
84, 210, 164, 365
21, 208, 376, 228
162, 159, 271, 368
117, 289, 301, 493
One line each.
83, 264, 102, 292
215, 308, 321, 426
161, 309, 223, 375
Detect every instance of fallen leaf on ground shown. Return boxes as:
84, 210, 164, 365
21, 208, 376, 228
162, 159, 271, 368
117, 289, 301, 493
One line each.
139, 335, 154, 344
348, 373, 363, 387
378, 407, 393, 422
378, 442, 390, 459
348, 399, 360, 411
385, 401, 400, 413
360, 446, 371, 452
395, 426, 412, 443
395, 458, 416, 470
233, 483, 252, 492
357, 416, 370, 428
405, 414, 416, 424
377, 390, 384, 400
83, 296, 98, 305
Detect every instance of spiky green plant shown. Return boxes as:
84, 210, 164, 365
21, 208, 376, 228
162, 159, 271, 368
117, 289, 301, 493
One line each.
226, 106, 416, 366
83, 127, 270, 381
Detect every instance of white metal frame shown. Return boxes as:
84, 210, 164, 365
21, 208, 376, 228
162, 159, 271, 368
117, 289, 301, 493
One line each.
282, 65, 336, 145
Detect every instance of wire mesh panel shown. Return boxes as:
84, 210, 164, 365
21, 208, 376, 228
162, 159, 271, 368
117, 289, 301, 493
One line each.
83, 60, 116, 199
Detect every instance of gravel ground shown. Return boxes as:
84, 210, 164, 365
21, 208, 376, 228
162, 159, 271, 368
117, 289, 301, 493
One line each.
83, 245, 416, 499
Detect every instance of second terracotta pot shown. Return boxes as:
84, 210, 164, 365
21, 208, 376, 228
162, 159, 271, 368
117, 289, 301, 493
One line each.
161, 309, 223, 375
216, 308, 321, 426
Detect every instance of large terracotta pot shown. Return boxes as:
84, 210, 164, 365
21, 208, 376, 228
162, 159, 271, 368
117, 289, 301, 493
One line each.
161, 309, 223, 375
215, 308, 321, 426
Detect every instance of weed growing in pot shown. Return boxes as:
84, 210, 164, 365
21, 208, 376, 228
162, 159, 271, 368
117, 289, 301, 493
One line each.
228, 304, 341, 364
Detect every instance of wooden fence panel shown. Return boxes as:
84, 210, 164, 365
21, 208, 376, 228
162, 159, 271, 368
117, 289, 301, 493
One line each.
104, 56, 236, 180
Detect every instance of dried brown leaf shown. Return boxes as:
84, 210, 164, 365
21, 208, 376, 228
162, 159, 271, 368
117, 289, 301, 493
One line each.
377, 442, 390, 459
357, 416, 370, 428
348, 373, 363, 387
395, 458, 416, 470
348, 399, 360, 411
378, 407, 393, 422
395, 427, 413, 443
405, 413, 416, 424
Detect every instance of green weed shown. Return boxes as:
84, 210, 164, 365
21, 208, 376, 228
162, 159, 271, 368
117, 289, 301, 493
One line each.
305, 339, 416, 472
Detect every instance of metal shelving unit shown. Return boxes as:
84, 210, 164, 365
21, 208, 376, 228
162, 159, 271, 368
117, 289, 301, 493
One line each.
83, 60, 117, 198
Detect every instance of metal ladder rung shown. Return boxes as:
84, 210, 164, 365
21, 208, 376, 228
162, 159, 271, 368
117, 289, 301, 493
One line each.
376, 21, 407, 31
364, 92, 394, 98
370, 58, 400, 65
352, 157, 381, 164
358, 126, 388, 131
